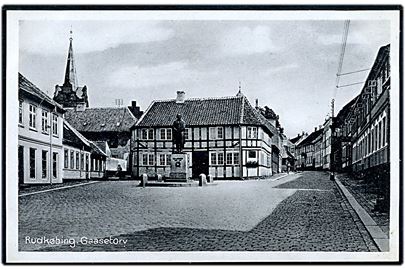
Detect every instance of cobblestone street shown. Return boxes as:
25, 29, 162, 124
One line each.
19, 171, 377, 252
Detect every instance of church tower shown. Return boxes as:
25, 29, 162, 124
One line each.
53, 29, 89, 111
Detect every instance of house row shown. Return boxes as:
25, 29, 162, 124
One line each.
294, 43, 390, 186
333, 44, 390, 178
18, 73, 107, 185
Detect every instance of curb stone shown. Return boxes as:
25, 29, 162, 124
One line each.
334, 175, 389, 252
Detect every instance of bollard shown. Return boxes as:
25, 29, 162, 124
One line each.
330, 172, 335, 181
199, 173, 207, 186
207, 174, 214, 184
142, 174, 148, 187
157, 174, 163, 182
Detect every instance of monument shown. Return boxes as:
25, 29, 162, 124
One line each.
169, 114, 190, 180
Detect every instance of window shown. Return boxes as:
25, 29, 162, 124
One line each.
52, 114, 58, 136
80, 153, 84, 170
148, 129, 154, 140
42, 151, 47, 178
184, 128, 189, 140
218, 153, 224, 165
159, 153, 171, 166
166, 129, 172, 140
41, 110, 49, 133
142, 153, 155, 166
217, 127, 223, 139
234, 152, 240, 165
29, 148, 36, 178
160, 129, 166, 140
210, 153, 217, 165
247, 127, 257, 139
159, 154, 166, 166
76, 152, 79, 169
53, 153, 58, 178
160, 128, 172, 140
383, 117, 386, 146
148, 154, 154, 166
141, 128, 154, 140
64, 150, 69, 168
19, 100, 23, 124
226, 153, 233, 165
142, 154, 148, 166
70, 151, 74, 169
29, 104, 36, 129
248, 150, 256, 158
141, 129, 148, 140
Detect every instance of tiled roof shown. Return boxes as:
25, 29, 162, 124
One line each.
19, 73, 64, 111
298, 128, 323, 146
65, 107, 137, 133
135, 95, 275, 136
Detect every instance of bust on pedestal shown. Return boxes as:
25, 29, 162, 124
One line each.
169, 114, 190, 181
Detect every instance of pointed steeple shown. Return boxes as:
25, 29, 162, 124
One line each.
63, 28, 78, 90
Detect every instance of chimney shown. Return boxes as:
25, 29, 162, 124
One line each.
255, 98, 259, 109
176, 91, 185, 103
128, 100, 143, 119
315, 127, 317, 131
319, 125, 322, 130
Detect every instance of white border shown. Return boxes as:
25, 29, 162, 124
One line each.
5, 8, 401, 263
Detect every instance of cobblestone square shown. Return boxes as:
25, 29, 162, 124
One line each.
19, 171, 377, 252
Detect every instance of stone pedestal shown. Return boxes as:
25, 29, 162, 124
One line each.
169, 153, 190, 181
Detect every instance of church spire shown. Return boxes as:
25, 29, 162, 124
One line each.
63, 27, 78, 90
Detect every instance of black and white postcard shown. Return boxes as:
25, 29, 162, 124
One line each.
2, 5, 402, 264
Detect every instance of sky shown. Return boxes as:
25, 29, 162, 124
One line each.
19, 19, 390, 138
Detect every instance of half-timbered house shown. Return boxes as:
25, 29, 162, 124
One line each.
131, 91, 276, 179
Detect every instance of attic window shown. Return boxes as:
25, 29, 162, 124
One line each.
116, 122, 121, 127
83, 122, 87, 126
101, 123, 106, 127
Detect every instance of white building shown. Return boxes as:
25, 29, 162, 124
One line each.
18, 73, 65, 184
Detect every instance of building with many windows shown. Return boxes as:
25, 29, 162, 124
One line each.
18, 73, 65, 185
296, 127, 323, 170
131, 91, 277, 179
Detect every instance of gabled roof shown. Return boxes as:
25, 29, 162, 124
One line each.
290, 135, 302, 144
63, 121, 107, 157
65, 107, 138, 133
19, 73, 65, 112
298, 128, 323, 146
135, 95, 275, 136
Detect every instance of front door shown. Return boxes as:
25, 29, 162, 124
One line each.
192, 151, 209, 178
18, 146, 24, 185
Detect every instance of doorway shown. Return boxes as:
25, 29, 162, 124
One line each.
192, 151, 209, 178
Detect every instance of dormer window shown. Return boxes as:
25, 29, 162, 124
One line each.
116, 122, 121, 127
83, 122, 87, 126
101, 123, 106, 127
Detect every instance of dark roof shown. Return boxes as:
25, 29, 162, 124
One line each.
335, 95, 359, 127
136, 95, 275, 136
19, 73, 65, 112
290, 135, 302, 144
65, 107, 137, 133
63, 122, 91, 151
298, 128, 324, 146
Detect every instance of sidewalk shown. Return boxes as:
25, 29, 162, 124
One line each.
336, 173, 389, 236
335, 173, 389, 252
19, 179, 96, 196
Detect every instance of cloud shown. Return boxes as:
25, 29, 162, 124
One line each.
19, 20, 174, 55
262, 63, 299, 75
221, 25, 278, 55
108, 61, 215, 89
